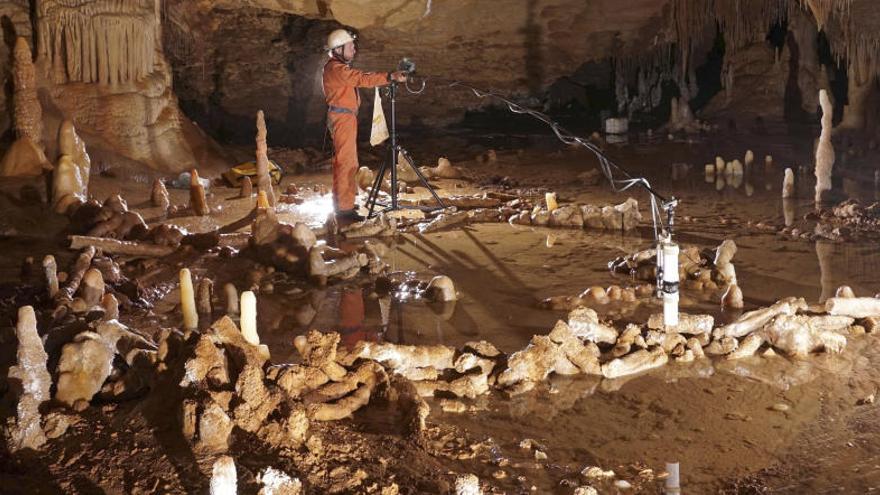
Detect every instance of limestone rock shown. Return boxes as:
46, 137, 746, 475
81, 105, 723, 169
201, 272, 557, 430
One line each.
424, 275, 457, 302
257, 467, 302, 495
55, 331, 116, 409
198, 400, 234, 453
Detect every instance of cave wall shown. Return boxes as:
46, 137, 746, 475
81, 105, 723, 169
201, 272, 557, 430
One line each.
1, 0, 879, 173
163, 0, 671, 147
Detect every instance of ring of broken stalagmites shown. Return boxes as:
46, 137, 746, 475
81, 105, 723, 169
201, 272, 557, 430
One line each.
776, 199, 880, 242
245, 205, 389, 285
540, 239, 740, 316
175, 320, 430, 455
384, 194, 643, 235
603, 239, 743, 309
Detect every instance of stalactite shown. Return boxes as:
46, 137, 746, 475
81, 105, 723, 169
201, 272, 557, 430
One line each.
36, 0, 158, 85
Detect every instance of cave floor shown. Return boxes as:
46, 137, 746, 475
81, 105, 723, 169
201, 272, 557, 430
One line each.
2, 127, 880, 493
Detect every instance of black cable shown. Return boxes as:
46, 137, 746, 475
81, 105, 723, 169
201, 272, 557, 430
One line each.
403, 76, 673, 241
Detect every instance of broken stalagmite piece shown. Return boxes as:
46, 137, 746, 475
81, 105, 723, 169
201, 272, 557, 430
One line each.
825, 297, 880, 318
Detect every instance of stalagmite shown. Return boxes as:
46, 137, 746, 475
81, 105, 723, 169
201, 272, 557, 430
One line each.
782, 168, 795, 198
765, 155, 773, 168
180, 268, 198, 330
43, 255, 59, 298
151, 179, 170, 210
715, 156, 725, 174
58, 120, 90, 188
210, 456, 238, 495
190, 169, 210, 216
240, 176, 253, 198
814, 89, 834, 204
6, 306, 51, 452
52, 156, 86, 213
197, 278, 214, 315
256, 111, 276, 207
12, 37, 42, 148
744, 150, 754, 168
240, 291, 259, 346
545, 192, 558, 212
224, 283, 239, 316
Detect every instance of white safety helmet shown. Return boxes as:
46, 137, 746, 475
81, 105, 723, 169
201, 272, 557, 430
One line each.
326, 29, 356, 53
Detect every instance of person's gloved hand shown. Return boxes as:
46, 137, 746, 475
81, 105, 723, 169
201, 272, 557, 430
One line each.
390, 71, 408, 83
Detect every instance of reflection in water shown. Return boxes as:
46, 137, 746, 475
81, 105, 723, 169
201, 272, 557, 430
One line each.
782, 198, 795, 226
816, 241, 834, 302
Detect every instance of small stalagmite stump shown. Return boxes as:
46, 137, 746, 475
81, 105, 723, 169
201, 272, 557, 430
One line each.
79, 268, 104, 307
224, 283, 239, 316
190, 169, 210, 216
197, 278, 214, 315
721, 284, 744, 309
239, 176, 253, 198
151, 178, 170, 210
43, 255, 58, 298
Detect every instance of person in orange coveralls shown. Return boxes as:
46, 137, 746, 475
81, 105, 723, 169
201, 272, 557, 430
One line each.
322, 29, 408, 222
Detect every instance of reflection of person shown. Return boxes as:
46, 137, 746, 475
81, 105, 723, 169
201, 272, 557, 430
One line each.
322, 29, 407, 223
338, 287, 383, 348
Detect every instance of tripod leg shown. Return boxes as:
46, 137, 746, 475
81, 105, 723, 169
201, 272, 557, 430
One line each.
366, 143, 393, 218
400, 148, 445, 209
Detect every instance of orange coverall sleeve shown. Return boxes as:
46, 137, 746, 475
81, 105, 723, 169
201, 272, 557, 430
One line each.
335, 64, 391, 88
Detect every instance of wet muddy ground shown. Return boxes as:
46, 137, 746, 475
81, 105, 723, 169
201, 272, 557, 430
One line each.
2, 124, 880, 493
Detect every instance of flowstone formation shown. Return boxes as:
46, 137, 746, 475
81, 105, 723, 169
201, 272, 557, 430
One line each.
31, 0, 226, 173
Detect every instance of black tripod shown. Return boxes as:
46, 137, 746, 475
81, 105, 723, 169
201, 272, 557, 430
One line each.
365, 81, 444, 217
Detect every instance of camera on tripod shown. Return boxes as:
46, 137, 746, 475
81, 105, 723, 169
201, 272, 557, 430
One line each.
397, 58, 416, 76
